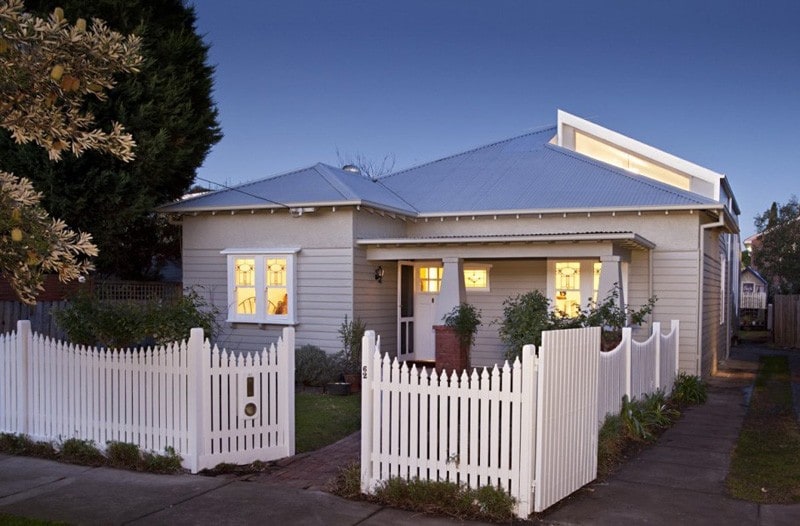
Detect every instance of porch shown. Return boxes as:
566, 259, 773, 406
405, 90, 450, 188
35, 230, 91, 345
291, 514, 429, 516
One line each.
358, 231, 655, 368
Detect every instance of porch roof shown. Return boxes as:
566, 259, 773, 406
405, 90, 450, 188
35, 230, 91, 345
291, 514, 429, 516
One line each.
358, 231, 655, 259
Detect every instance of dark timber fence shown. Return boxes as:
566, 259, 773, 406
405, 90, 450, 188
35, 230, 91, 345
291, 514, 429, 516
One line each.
0, 280, 183, 340
773, 294, 800, 349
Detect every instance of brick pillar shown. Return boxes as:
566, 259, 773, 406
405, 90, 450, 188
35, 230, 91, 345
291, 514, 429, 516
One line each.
434, 325, 470, 374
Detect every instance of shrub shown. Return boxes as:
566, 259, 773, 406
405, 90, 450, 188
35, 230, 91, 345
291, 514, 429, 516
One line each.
141, 446, 183, 474
106, 441, 141, 469
337, 315, 366, 374
671, 372, 708, 405
374, 477, 516, 522
55, 288, 219, 348
329, 462, 362, 499
0, 433, 57, 458
640, 390, 680, 430
295, 344, 339, 387
498, 290, 558, 359
442, 303, 482, 347
60, 438, 105, 466
597, 414, 626, 478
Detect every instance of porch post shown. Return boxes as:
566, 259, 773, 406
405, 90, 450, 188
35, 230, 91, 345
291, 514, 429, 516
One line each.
435, 256, 465, 322
598, 255, 623, 305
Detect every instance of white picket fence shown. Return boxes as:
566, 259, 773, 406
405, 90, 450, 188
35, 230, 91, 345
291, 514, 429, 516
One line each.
360, 322, 679, 518
0, 321, 295, 473
596, 321, 679, 425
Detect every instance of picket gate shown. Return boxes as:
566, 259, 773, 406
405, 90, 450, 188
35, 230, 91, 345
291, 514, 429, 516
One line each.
0, 321, 295, 473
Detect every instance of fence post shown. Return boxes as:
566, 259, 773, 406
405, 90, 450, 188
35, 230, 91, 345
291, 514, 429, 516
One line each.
16, 320, 31, 435
360, 330, 376, 494
652, 322, 661, 390
672, 320, 680, 375
517, 344, 538, 518
280, 327, 296, 456
622, 327, 632, 400
186, 328, 205, 473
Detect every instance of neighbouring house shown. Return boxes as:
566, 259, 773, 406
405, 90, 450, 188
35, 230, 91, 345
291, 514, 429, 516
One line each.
158, 110, 740, 377
739, 266, 768, 329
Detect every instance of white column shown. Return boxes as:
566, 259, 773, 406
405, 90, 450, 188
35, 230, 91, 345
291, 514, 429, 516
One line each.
435, 257, 466, 322
598, 255, 623, 305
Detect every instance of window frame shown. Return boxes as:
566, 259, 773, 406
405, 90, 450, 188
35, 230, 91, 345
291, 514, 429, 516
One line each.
547, 259, 603, 317
221, 248, 299, 325
464, 264, 492, 292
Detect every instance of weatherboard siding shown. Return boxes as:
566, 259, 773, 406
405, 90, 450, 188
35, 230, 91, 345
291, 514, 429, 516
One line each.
652, 250, 700, 375
466, 259, 547, 367
180, 212, 358, 354
353, 249, 397, 356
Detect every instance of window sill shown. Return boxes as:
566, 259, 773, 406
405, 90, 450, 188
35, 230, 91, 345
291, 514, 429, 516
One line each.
227, 318, 297, 326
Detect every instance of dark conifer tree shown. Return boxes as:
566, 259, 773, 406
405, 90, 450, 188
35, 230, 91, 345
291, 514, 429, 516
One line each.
0, 0, 221, 278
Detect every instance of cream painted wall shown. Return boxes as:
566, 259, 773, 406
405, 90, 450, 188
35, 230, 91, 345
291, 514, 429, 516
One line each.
182, 210, 357, 354
180, 205, 727, 377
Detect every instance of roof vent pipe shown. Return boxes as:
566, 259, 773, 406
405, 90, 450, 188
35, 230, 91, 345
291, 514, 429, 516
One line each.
342, 164, 360, 173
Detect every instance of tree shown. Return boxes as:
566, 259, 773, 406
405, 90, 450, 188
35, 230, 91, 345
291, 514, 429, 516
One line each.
336, 150, 396, 180
1, 0, 221, 278
753, 196, 800, 295
1, 0, 142, 304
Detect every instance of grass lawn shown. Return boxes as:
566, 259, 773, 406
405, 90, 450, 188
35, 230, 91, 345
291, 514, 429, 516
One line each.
727, 355, 800, 503
295, 391, 360, 453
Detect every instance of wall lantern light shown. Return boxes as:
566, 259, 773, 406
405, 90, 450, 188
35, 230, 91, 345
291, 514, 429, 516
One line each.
374, 265, 385, 283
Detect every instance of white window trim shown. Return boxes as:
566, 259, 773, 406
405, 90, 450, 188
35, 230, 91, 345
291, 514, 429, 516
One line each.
221, 248, 300, 325
464, 264, 492, 292
547, 259, 602, 315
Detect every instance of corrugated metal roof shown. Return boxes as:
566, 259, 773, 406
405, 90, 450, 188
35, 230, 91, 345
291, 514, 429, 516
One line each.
160, 126, 719, 215
158, 163, 417, 214
378, 127, 718, 213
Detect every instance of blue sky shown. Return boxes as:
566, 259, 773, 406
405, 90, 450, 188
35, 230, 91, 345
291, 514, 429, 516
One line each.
189, 0, 799, 238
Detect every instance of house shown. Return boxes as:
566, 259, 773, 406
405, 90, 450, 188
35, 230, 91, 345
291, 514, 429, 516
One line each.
158, 110, 740, 378
739, 266, 768, 329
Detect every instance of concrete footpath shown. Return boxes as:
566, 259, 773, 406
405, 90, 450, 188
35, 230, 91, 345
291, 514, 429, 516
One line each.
1, 342, 799, 525
541, 342, 800, 526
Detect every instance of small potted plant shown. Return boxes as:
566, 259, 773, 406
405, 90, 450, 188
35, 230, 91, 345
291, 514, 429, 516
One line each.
442, 302, 482, 348
437, 303, 482, 372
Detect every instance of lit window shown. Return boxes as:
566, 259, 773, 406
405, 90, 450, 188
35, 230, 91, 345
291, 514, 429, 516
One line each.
464, 265, 491, 291
420, 266, 442, 293
574, 131, 691, 191
555, 262, 581, 317
222, 249, 298, 324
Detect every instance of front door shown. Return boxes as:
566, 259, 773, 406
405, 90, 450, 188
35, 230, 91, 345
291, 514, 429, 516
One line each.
397, 262, 441, 362
413, 263, 441, 361
398, 263, 415, 360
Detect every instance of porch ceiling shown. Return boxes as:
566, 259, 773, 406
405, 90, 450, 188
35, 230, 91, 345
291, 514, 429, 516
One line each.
358, 231, 655, 260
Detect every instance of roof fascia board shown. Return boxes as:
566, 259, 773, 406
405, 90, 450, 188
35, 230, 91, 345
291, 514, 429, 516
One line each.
557, 110, 723, 200
357, 232, 656, 250
158, 200, 417, 217
366, 244, 616, 261
416, 203, 723, 219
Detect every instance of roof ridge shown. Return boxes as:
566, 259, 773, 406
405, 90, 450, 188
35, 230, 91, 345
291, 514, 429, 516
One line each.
313, 163, 362, 200
544, 143, 716, 205
380, 125, 557, 180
